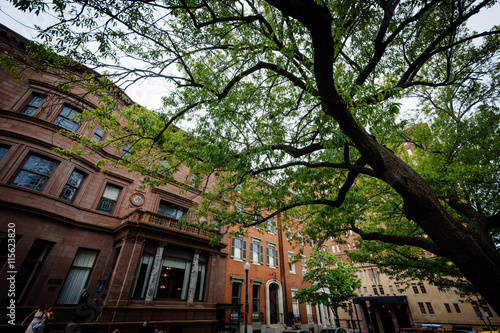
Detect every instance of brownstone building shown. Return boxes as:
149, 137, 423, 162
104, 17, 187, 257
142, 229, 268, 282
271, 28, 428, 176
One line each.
0, 24, 227, 333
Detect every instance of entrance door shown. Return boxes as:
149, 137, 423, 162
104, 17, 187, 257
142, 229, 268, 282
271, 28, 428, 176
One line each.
270, 283, 279, 324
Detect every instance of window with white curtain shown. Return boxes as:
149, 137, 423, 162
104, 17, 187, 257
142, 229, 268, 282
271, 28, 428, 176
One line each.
291, 290, 300, 316
97, 183, 122, 213
57, 249, 98, 304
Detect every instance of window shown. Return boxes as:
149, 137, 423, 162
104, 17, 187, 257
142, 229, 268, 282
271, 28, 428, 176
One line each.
57, 249, 98, 304
230, 237, 247, 260
374, 268, 380, 277
266, 242, 278, 267
306, 303, 314, 323
297, 231, 304, 245
360, 270, 364, 278
444, 303, 452, 313
132, 251, 154, 298
266, 216, 276, 234
453, 303, 461, 313
336, 245, 340, 252
253, 210, 263, 229
288, 252, 296, 274
252, 284, 261, 315
372, 285, 379, 295
54, 105, 82, 132
291, 289, 300, 317
347, 244, 351, 250
0, 144, 10, 161
395, 283, 403, 293
301, 256, 307, 275
389, 285, 395, 294
156, 257, 191, 299
92, 125, 105, 142
332, 245, 336, 253
285, 225, 292, 242
190, 173, 198, 188
21, 94, 45, 116
232, 281, 242, 304
411, 283, 419, 294
12, 154, 58, 191
15, 239, 53, 303
378, 285, 385, 295
363, 286, 368, 294
426, 302, 434, 314
250, 239, 264, 264
121, 144, 133, 158
97, 184, 122, 213
368, 270, 375, 279
418, 302, 426, 314
419, 283, 427, 293
483, 307, 493, 318
59, 169, 86, 201
157, 200, 186, 220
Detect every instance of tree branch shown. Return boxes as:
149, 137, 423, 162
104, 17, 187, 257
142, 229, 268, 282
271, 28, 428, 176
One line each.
352, 226, 444, 256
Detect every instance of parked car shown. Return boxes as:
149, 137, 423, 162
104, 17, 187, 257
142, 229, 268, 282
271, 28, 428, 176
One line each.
452, 325, 480, 333
320, 328, 350, 333
283, 330, 311, 333
421, 324, 446, 332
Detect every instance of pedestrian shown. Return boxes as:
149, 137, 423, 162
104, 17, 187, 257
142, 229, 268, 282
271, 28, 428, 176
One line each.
21, 304, 47, 333
40, 306, 54, 333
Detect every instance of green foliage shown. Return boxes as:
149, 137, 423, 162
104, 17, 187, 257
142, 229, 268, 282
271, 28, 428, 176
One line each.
294, 250, 360, 326
9, 0, 500, 310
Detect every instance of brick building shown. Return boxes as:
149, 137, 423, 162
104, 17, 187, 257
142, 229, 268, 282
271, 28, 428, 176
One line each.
0, 24, 227, 333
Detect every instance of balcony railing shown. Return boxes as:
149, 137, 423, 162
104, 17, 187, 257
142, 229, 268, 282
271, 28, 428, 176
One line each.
123, 210, 215, 238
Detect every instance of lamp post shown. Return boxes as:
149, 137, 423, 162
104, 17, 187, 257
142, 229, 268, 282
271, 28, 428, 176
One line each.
244, 262, 250, 333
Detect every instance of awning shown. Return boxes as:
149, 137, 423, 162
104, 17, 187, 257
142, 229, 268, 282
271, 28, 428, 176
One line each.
353, 295, 408, 305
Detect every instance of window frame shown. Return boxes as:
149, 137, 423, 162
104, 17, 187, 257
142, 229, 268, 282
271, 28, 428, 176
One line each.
426, 302, 435, 314
59, 168, 87, 202
53, 104, 82, 133
57, 248, 99, 304
418, 302, 426, 314
16, 239, 53, 303
20, 93, 46, 116
92, 125, 106, 142
249, 238, 264, 265
230, 237, 247, 261
266, 242, 278, 268
96, 183, 123, 214
11, 153, 59, 192
288, 252, 296, 274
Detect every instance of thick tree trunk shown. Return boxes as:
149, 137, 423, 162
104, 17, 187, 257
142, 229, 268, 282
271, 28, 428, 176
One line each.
268, 0, 500, 316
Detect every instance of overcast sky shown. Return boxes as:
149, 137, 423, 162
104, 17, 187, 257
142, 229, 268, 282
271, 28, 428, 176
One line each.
1, 1, 499, 111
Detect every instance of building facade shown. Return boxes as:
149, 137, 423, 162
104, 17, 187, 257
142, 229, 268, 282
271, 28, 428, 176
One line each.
324, 235, 500, 333
0, 25, 227, 333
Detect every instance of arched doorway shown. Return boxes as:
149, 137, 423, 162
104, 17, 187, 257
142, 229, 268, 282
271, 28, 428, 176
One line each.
266, 280, 284, 326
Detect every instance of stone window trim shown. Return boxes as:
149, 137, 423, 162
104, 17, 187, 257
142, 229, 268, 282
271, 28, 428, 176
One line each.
10, 152, 60, 192
95, 181, 125, 214
19, 92, 47, 116
53, 104, 83, 133
59, 168, 87, 202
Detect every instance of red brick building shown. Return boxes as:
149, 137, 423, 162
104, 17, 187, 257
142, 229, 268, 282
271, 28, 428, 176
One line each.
0, 24, 227, 333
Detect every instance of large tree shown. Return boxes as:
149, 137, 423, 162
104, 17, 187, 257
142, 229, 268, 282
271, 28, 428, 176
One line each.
9, 0, 500, 313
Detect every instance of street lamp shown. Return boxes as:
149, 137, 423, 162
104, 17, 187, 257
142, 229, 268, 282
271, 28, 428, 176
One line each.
244, 262, 250, 333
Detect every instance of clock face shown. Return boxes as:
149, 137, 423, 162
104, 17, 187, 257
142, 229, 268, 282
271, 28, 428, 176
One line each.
131, 193, 145, 206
